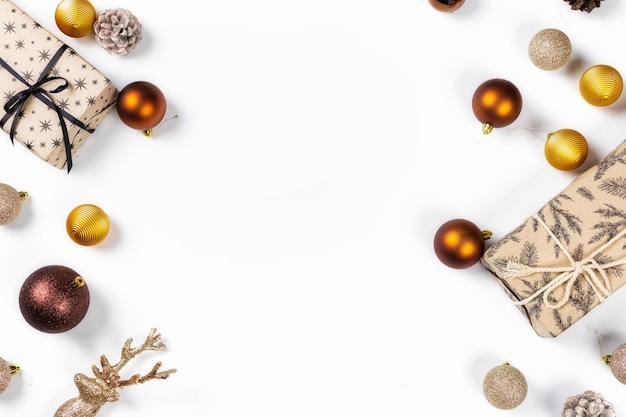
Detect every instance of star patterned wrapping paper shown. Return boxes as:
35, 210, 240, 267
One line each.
0, 0, 117, 171
481, 139, 626, 337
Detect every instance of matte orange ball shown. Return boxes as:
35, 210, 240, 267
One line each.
472, 78, 523, 134
434, 219, 488, 269
116, 81, 167, 131
428, 0, 465, 12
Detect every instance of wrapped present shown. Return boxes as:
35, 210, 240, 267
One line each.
0, 1, 117, 171
481, 139, 626, 337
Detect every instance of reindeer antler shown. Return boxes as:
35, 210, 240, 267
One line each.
92, 328, 177, 388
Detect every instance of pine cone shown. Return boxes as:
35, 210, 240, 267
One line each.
93, 8, 143, 55
562, 391, 615, 417
564, 0, 604, 12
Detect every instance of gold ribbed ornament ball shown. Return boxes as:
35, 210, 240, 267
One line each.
66, 204, 110, 246
544, 129, 588, 171
55, 0, 97, 38
483, 362, 527, 410
0, 183, 28, 225
528, 28, 572, 71
579, 65, 623, 106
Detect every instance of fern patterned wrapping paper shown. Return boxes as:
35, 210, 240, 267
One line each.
0, 0, 117, 170
481, 139, 626, 337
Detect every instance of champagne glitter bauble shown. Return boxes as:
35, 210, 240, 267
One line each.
428, 0, 465, 12
0, 357, 19, 394
472, 78, 523, 134
579, 65, 623, 106
483, 362, 527, 410
19, 265, 90, 333
434, 219, 491, 269
528, 28, 572, 71
116, 81, 167, 135
66, 204, 110, 246
55, 0, 97, 38
0, 183, 28, 225
603, 343, 626, 384
544, 129, 588, 171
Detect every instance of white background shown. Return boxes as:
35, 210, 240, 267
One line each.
2, 0, 626, 416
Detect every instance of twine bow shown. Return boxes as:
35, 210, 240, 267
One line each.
0, 44, 94, 172
502, 214, 626, 309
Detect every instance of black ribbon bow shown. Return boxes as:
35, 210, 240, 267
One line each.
0, 44, 95, 172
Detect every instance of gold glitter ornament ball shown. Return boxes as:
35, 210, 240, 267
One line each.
483, 362, 527, 410
544, 129, 588, 171
579, 65, 623, 106
528, 28, 572, 71
66, 204, 110, 246
55, 0, 97, 38
0, 183, 28, 225
606, 343, 626, 384
0, 357, 19, 394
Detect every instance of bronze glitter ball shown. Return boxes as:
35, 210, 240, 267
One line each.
19, 265, 90, 333
483, 362, 527, 410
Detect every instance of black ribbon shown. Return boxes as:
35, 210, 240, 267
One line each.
0, 44, 95, 172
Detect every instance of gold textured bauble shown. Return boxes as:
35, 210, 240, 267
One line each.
606, 343, 626, 384
483, 362, 527, 410
579, 65, 623, 106
0, 183, 28, 225
55, 0, 97, 38
0, 357, 19, 394
544, 129, 588, 171
66, 204, 110, 246
528, 28, 572, 71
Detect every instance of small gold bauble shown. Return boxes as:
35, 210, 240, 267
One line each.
0, 183, 28, 225
55, 0, 97, 38
0, 357, 19, 394
579, 64, 623, 106
544, 129, 588, 171
528, 28, 572, 71
483, 362, 527, 410
66, 204, 110, 246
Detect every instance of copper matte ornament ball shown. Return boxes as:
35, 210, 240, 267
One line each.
19, 265, 90, 333
434, 219, 490, 269
472, 78, 523, 134
428, 0, 465, 12
116, 81, 167, 133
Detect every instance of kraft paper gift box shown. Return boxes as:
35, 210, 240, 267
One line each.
0, 0, 117, 171
481, 139, 626, 337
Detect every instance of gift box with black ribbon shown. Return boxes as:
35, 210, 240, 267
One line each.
0, 1, 117, 171
481, 139, 626, 337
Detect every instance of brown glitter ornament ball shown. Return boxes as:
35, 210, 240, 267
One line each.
19, 265, 90, 333
66, 204, 110, 246
579, 65, 623, 106
0, 357, 19, 394
433, 219, 491, 269
55, 0, 97, 38
472, 78, 523, 134
544, 129, 588, 171
116, 81, 167, 135
0, 183, 28, 225
606, 343, 626, 384
428, 0, 465, 12
483, 362, 527, 410
528, 28, 572, 71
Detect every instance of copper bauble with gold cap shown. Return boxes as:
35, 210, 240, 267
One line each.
434, 219, 491, 269
66, 204, 110, 246
472, 78, 523, 134
579, 64, 623, 106
544, 129, 588, 171
116, 81, 167, 137
428, 0, 465, 12
55, 0, 97, 38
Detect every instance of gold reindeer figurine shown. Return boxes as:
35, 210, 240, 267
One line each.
54, 328, 177, 417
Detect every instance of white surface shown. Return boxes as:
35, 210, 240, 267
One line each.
2, 0, 626, 416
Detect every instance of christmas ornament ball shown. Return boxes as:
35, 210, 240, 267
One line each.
0, 357, 15, 394
472, 78, 523, 134
579, 65, 623, 106
483, 363, 528, 410
55, 0, 97, 38
528, 28, 572, 71
608, 343, 626, 384
116, 81, 167, 133
0, 183, 27, 225
19, 265, 90, 333
544, 129, 588, 171
428, 0, 465, 12
433, 219, 490, 269
66, 204, 110, 246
